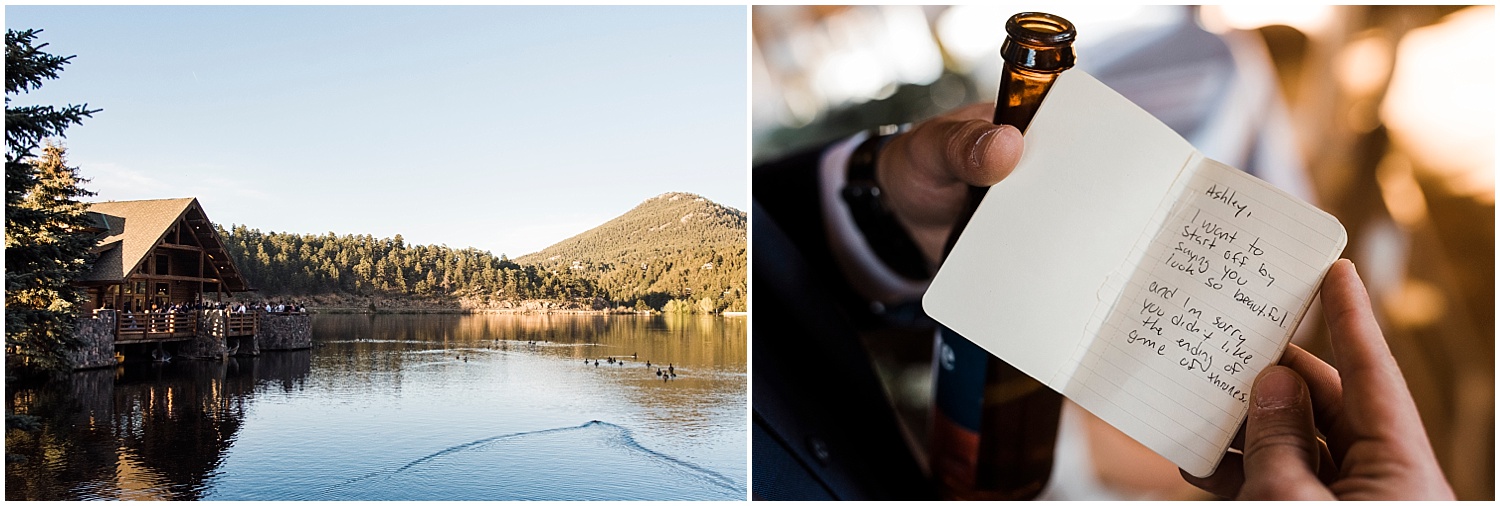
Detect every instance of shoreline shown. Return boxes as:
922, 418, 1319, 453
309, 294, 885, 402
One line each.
232, 295, 744, 317
306, 306, 746, 317
310, 307, 638, 315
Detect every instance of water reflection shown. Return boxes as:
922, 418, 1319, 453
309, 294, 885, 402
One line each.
6, 353, 310, 500
5, 314, 746, 500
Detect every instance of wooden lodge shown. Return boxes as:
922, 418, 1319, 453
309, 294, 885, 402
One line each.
75, 198, 257, 344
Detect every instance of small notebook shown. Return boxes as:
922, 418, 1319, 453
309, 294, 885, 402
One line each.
922, 70, 1347, 478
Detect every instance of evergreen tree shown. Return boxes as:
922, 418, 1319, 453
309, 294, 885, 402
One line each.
211, 193, 746, 313
5, 28, 101, 373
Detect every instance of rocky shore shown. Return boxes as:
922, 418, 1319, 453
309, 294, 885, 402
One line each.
235, 294, 656, 315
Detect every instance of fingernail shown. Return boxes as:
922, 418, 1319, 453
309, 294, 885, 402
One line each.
1253, 367, 1302, 409
997, 123, 1021, 139
970, 126, 1001, 168
970, 125, 1021, 186
988, 124, 1021, 150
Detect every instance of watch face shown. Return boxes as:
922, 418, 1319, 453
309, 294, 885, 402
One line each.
842, 181, 882, 208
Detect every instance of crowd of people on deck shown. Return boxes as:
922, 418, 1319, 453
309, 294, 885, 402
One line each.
102, 300, 308, 318
104, 299, 309, 333
255, 301, 308, 314
102, 300, 308, 314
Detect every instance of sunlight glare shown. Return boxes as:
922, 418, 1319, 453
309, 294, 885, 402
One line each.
1380, 6, 1495, 205
1200, 5, 1334, 35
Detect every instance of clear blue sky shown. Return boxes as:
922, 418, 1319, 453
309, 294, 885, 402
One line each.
6, 5, 748, 258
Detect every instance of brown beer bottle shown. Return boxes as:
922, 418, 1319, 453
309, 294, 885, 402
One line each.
929, 12, 1077, 500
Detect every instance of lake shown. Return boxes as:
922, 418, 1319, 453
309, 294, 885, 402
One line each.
4, 313, 747, 500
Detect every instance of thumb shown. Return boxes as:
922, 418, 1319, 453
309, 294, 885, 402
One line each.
1237, 366, 1330, 500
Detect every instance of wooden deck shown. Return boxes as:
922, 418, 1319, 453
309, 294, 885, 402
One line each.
113, 311, 259, 344
115, 313, 195, 344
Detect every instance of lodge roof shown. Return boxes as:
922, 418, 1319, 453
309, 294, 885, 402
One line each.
79, 198, 251, 292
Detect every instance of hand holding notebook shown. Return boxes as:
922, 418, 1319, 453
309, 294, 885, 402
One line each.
923, 70, 1347, 478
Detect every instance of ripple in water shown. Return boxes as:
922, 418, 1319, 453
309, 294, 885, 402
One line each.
306, 421, 744, 501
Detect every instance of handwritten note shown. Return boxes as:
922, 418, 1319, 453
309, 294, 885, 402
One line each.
922, 70, 1347, 479
1063, 158, 1346, 475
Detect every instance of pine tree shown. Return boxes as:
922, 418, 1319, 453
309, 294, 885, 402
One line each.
5, 28, 101, 373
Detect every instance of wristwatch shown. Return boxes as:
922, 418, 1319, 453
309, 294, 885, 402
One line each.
839, 124, 929, 281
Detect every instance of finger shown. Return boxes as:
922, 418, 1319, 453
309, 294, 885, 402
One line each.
1321, 260, 1452, 498
1320, 260, 1425, 443
1278, 344, 1349, 459
880, 109, 1023, 201
1180, 452, 1244, 499
938, 119, 1022, 187
875, 103, 1024, 263
1316, 436, 1339, 485
1238, 366, 1330, 500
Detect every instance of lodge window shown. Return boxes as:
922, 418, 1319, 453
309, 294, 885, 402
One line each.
155, 254, 170, 275
168, 253, 198, 278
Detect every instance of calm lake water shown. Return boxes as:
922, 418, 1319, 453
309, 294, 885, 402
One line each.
5, 313, 747, 500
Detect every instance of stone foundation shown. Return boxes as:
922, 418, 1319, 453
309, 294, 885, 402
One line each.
173, 310, 224, 360
229, 333, 260, 356
70, 310, 312, 367
69, 311, 117, 370
258, 313, 312, 350
178, 325, 227, 360
198, 311, 261, 356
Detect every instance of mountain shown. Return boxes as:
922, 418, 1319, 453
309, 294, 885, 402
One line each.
218, 192, 746, 312
516, 192, 746, 311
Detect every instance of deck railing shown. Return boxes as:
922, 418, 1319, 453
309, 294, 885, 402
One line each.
116, 312, 198, 341
207, 311, 260, 339
226, 312, 258, 337
111, 310, 266, 342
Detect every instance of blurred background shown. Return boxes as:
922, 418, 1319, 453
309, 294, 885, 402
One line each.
753, 5, 1493, 500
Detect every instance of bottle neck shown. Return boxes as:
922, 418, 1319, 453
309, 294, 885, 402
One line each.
999, 39, 1075, 73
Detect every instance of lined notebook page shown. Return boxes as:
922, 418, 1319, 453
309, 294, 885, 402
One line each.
1062, 157, 1347, 477
922, 70, 1195, 386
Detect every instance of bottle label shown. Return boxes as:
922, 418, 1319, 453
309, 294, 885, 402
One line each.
933, 326, 987, 431
931, 326, 988, 490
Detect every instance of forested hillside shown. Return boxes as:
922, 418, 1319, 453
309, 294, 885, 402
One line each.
518, 192, 747, 312
218, 192, 746, 312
